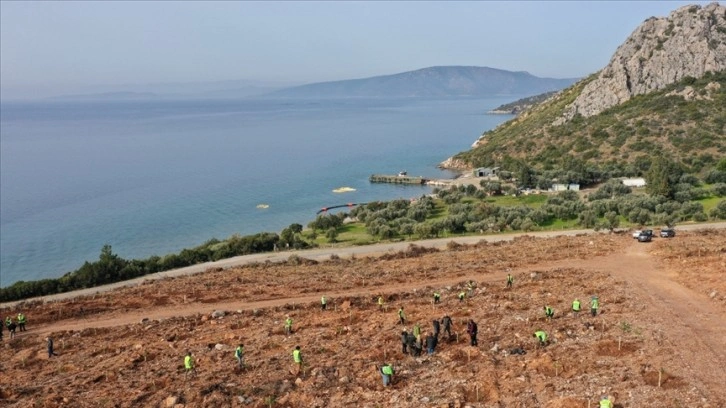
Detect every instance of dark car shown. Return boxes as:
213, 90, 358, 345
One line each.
660, 228, 676, 238
637, 230, 653, 242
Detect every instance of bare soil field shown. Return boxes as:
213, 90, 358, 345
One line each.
1, 230, 724, 408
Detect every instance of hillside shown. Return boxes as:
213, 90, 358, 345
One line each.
267, 66, 577, 98
450, 3, 726, 173
487, 91, 558, 115
1, 230, 725, 407
454, 70, 725, 171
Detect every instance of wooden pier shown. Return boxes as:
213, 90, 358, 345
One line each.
369, 174, 427, 185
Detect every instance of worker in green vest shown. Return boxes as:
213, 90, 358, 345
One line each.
433, 291, 441, 304
591, 296, 600, 317
235, 344, 244, 369
572, 298, 581, 317
17, 313, 27, 332
506, 273, 514, 289
321, 295, 327, 311
398, 307, 406, 325
534, 330, 548, 346
184, 351, 196, 378
292, 346, 303, 376
412, 322, 421, 338
284, 316, 293, 335
599, 395, 613, 408
543, 306, 554, 320
380, 363, 394, 387
5, 316, 12, 328
378, 296, 385, 311
458, 291, 466, 302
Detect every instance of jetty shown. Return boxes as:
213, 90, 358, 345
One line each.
369, 174, 427, 185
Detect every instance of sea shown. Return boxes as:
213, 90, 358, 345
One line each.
0, 97, 515, 287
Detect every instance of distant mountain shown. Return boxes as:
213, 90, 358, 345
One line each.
267, 66, 578, 98
446, 3, 726, 175
47, 91, 161, 102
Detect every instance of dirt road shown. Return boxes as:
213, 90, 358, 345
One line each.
5, 222, 724, 308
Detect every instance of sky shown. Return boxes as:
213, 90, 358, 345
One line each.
0, 1, 715, 99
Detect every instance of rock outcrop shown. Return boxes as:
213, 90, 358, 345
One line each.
557, 2, 726, 123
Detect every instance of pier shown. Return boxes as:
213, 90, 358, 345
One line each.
369, 174, 427, 185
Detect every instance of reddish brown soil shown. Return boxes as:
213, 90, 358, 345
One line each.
1, 231, 724, 408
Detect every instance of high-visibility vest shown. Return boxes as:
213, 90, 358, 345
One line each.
545, 307, 553, 316
507, 274, 514, 283
591, 299, 599, 309
398, 309, 405, 318
285, 318, 293, 327
535, 331, 547, 342
572, 300, 581, 311
381, 365, 393, 375
17, 314, 25, 323
378, 297, 384, 305
599, 398, 612, 408
321, 296, 326, 305
184, 355, 193, 369
235, 346, 243, 359
293, 349, 302, 363
433, 292, 440, 299
459, 292, 465, 299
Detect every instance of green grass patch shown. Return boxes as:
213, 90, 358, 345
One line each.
697, 196, 725, 213
484, 194, 547, 208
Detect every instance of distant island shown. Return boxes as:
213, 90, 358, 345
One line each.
267, 66, 578, 99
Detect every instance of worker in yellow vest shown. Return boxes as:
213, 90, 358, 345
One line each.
17, 313, 27, 332
572, 298, 581, 317
534, 330, 548, 346
380, 363, 394, 387
184, 351, 196, 378
292, 346, 303, 376
599, 395, 613, 408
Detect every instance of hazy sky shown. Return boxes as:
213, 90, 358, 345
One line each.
0, 1, 714, 98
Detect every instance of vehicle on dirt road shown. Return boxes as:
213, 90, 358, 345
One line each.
637, 231, 653, 242
660, 228, 676, 238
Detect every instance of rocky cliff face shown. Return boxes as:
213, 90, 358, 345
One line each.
557, 2, 726, 124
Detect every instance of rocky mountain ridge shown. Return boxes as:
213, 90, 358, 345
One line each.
557, 2, 726, 124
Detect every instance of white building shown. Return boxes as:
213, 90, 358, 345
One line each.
622, 178, 647, 187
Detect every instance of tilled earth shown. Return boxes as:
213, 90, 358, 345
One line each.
1, 230, 724, 408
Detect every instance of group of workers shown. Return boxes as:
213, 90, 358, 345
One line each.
180, 272, 609, 405
534, 296, 601, 346
1, 313, 27, 340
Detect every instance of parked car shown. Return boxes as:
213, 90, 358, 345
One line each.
660, 228, 676, 238
637, 231, 653, 242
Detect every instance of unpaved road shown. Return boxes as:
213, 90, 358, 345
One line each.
5, 222, 725, 308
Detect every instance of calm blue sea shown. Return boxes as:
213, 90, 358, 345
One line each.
0, 97, 514, 286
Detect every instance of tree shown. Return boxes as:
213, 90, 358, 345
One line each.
600, 211, 620, 232
645, 157, 683, 199
325, 227, 339, 243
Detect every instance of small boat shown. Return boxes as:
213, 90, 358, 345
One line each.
332, 187, 356, 193
256, 204, 269, 209
397, 171, 408, 177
